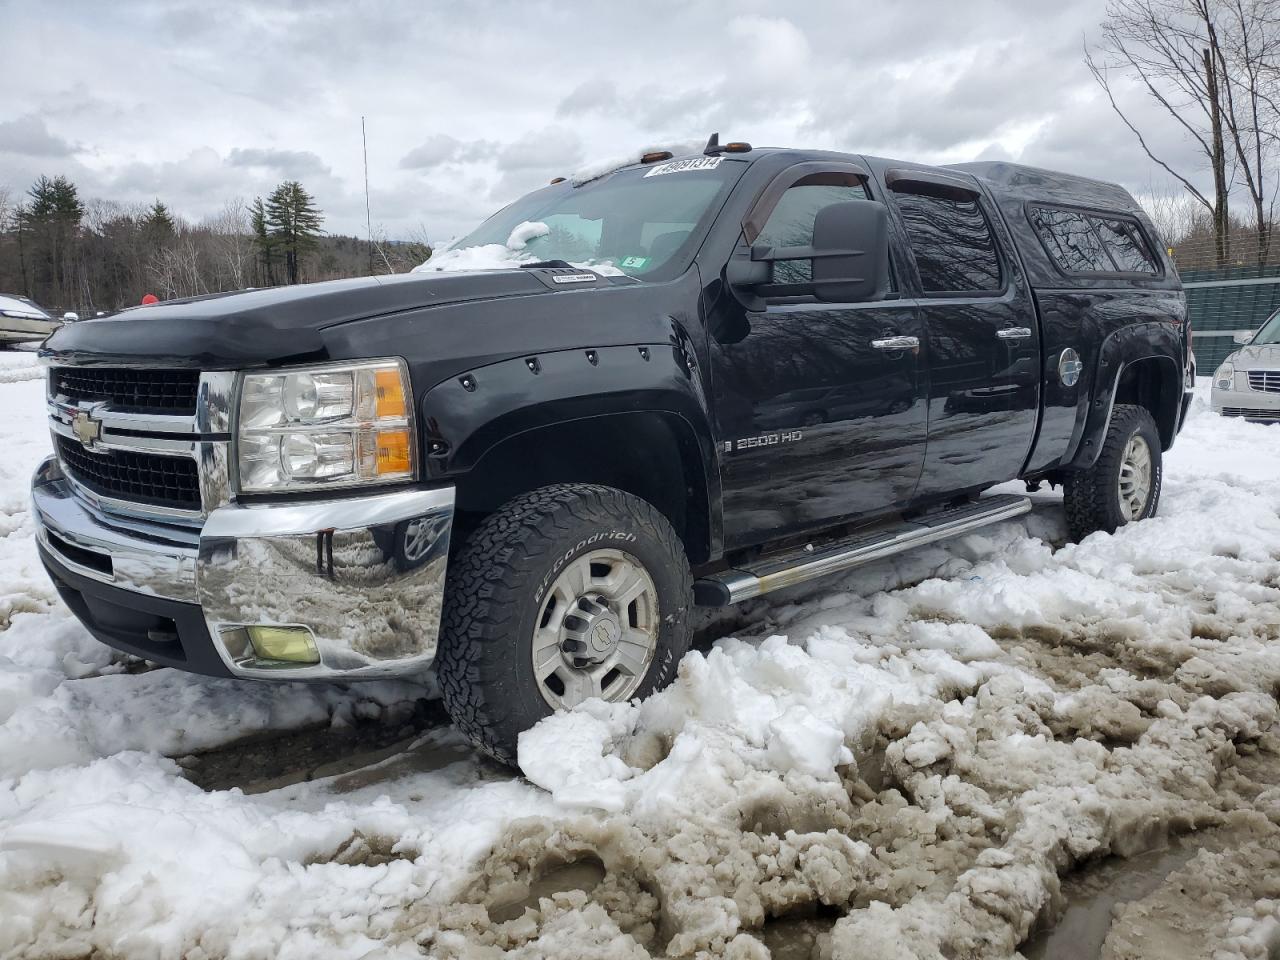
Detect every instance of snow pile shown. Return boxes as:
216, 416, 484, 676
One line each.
571, 140, 705, 186
2, 366, 1280, 959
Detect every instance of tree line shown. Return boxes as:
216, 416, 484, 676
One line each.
0, 177, 431, 315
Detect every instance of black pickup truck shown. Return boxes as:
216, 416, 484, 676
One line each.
33, 140, 1194, 762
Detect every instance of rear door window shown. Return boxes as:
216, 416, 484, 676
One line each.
892, 187, 1002, 294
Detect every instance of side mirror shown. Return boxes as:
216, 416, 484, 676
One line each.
810, 200, 890, 303
731, 200, 891, 304
1234, 330, 1255, 345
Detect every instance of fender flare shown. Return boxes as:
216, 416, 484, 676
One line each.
1068, 321, 1183, 470
418, 340, 724, 557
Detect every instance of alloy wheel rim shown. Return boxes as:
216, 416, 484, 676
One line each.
1118, 434, 1153, 520
531, 548, 659, 709
402, 518, 434, 562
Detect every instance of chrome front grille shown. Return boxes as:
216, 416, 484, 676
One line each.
50, 367, 200, 414
1221, 406, 1280, 421
54, 434, 201, 510
47, 366, 235, 524
1247, 370, 1280, 394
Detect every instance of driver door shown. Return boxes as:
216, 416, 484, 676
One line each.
707, 164, 928, 549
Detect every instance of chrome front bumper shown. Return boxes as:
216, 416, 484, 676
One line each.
32, 456, 454, 680
1211, 377, 1280, 421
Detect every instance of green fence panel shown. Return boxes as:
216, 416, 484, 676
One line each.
1183, 268, 1280, 370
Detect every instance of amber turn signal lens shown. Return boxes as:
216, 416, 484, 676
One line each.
375, 369, 407, 418
375, 428, 412, 475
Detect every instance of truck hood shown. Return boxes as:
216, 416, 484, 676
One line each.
40, 269, 619, 368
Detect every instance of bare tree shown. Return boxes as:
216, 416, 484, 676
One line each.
1218, 0, 1280, 264
1088, 0, 1280, 267
1139, 175, 1211, 243
206, 198, 254, 290
1087, 0, 1230, 263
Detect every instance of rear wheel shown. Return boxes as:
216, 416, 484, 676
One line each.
1063, 404, 1162, 540
436, 483, 692, 765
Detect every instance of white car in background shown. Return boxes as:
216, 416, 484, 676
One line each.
0, 293, 62, 347
1213, 306, 1280, 422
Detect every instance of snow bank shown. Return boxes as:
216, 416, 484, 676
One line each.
4, 373, 1280, 959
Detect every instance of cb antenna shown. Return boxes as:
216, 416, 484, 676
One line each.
362, 116, 374, 275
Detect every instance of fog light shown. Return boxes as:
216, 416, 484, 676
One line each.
247, 625, 320, 664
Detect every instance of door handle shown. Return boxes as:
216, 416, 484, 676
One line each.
996, 327, 1033, 340
871, 336, 920, 350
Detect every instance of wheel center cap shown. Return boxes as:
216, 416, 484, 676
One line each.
561, 595, 621, 666
590, 619, 620, 654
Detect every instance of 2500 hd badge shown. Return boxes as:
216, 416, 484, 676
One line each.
34, 137, 1193, 763
730, 431, 804, 451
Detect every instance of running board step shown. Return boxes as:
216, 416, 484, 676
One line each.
693, 494, 1032, 606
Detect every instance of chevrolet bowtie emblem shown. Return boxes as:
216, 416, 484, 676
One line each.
71, 409, 102, 449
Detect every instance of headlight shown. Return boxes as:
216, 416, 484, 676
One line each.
235, 358, 415, 493
1213, 361, 1235, 390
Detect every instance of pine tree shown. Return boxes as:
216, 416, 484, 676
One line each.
264, 181, 323, 284
16, 175, 84, 307
250, 196, 277, 286
140, 200, 176, 240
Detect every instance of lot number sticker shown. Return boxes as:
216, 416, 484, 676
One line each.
644, 156, 723, 178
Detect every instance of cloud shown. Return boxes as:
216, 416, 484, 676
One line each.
399, 134, 496, 170
556, 80, 619, 118
0, 116, 78, 157
227, 148, 330, 177
495, 127, 583, 173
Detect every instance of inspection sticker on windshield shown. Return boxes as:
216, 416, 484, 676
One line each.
644, 156, 722, 178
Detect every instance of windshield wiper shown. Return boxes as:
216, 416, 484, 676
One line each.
519, 260, 575, 269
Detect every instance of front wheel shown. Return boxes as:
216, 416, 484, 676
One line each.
1063, 404, 1163, 540
435, 483, 693, 765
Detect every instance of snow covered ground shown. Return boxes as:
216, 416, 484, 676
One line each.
1, 349, 1278, 960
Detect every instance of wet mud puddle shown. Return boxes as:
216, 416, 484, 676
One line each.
1021, 841, 1199, 959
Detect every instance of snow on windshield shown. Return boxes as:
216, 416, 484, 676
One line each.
411, 220, 624, 276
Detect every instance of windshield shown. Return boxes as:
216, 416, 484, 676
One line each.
1250, 307, 1280, 345
426, 157, 744, 280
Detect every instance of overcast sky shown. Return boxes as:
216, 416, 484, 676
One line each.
0, 0, 1208, 243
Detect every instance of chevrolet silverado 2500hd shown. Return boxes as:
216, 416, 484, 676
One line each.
33, 141, 1193, 762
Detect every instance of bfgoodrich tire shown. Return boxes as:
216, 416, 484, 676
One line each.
1063, 404, 1163, 540
436, 483, 693, 765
